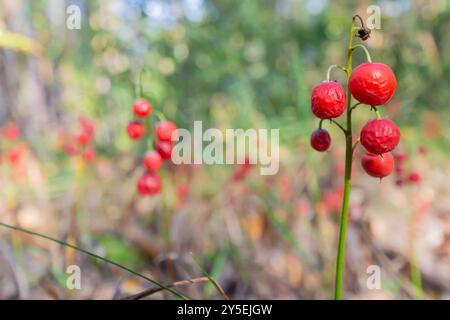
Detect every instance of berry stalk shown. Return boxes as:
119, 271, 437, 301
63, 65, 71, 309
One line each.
334, 19, 357, 300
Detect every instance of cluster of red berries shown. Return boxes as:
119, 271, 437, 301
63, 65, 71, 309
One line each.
310, 62, 401, 179
0, 122, 27, 165
393, 147, 425, 187
126, 98, 177, 196
62, 117, 96, 163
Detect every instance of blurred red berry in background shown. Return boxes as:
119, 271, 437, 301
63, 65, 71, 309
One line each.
408, 172, 421, 183
76, 131, 91, 145
155, 140, 173, 160
126, 120, 145, 140
133, 99, 153, 118
80, 117, 95, 136
156, 120, 177, 141
2, 123, 21, 140
418, 145, 427, 156
82, 148, 96, 163
137, 172, 162, 196
144, 151, 163, 172
64, 143, 78, 156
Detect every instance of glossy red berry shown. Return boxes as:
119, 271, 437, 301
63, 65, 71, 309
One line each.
311, 81, 346, 119
133, 99, 152, 118
361, 152, 394, 178
349, 62, 397, 106
156, 120, 177, 141
144, 151, 163, 172
310, 129, 331, 152
360, 118, 400, 154
137, 173, 161, 196
155, 140, 173, 160
126, 120, 145, 140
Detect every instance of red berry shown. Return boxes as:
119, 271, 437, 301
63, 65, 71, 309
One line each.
418, 146, 427, 155
156, 120, 177, 141
155, 140, 173, 160
395, 178, 404, 187
311, 81, 346, 119
408, 172, 421, 183
361, 152, 394, 178
137, 173, 161, 195
76, 131, 91, 145
126, 120, 145, 140
8, 145, 25, 164
80, 117, 95, 135
2, 123, 20, 140
144, 151, 163, 172
310, 129, 331, 152
360, 118, 400, 154
394, 150, 407, 163
83, 148, 96, 162
133, 99, 152, 118
349, 62, 397, 106
64, 143, 78, 156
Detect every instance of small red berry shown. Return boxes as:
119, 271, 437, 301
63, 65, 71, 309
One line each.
126, 120, 145, 140
418, 146, 427, 155
310, 128, 331, 152
408, 172, 421, 183
80, 117, 95, 135
144, 151, 163, 172
82, 148, 96, 162
395, 178, 404, 187
361, 152, 394, 178
8, 145, 25, 164
360, 118, 400, 154
155, 140, 173, 160
76, 131, 91, 145
137, 173, 161, 196
394, 150, 407, 163
2, 123, 20, 140
64, 143, 78, 156
133, 99, 153, 118
311, 81, 346, 119
156, 120, 177, 141
349, 62, 397, 106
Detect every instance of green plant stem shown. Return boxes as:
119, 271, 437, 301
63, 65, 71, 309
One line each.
334, 21, 357, 300
326, 64, 347, 81
0, 221, 188, 300
350, 44, 372, 62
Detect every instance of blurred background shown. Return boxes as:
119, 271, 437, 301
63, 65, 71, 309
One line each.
0, 0, 448, 299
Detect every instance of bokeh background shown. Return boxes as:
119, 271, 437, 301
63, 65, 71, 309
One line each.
0, 0, 449, 299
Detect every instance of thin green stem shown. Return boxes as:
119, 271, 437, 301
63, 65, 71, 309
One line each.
0, 221, 188, 300
350, 102, 361, 111
153, 110, 167, 123
334, 20, 357, 300
326, 64, 347, 81
329, 119, 347, 134
350, 44, 372, 62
